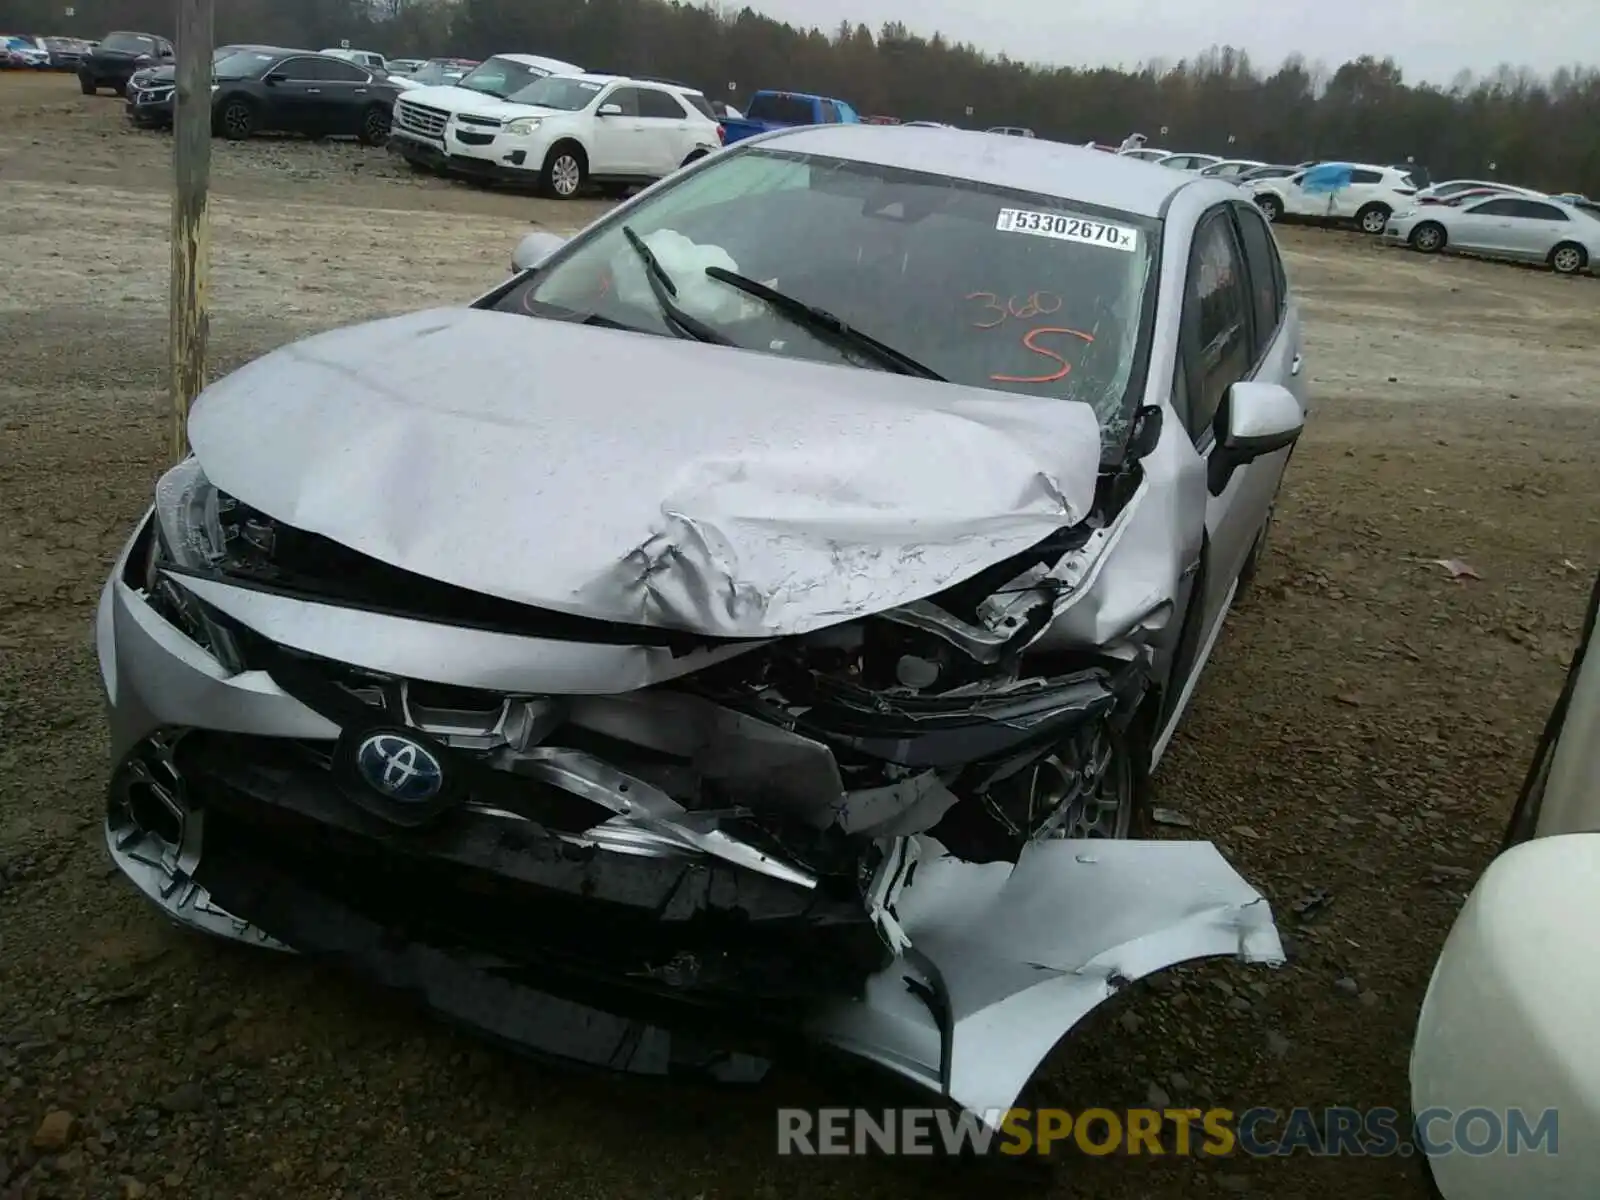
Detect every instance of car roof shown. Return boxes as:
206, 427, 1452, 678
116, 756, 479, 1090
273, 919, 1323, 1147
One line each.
489, 52, 583, 73
756, 124, 1203, 218
557, 71, 704, 95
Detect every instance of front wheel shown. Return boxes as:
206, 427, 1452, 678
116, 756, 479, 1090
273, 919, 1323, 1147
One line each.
218, 98, 254, 140
1409, 221, 1446, 253
539, 144, 586, 199
78, 75, 95, 95
358, 105, 390, 147
1256, 193, 1283, 222
1550, 242, 1588, 276
1357, 203, 1391, 235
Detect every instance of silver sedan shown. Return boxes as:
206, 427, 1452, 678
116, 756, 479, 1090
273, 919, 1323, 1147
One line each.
1384, 193, 1600, 275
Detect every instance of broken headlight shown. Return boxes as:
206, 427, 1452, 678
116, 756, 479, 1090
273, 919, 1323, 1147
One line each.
143, 458, 243, 672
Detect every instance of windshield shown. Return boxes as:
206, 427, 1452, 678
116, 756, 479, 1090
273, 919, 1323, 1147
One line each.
409, 59, 472, 85
506, 75, 604, 110
457, 56, 550, 98
213, 50, 277, 78
491, 147, 1157, 453
102, 32, 155, 54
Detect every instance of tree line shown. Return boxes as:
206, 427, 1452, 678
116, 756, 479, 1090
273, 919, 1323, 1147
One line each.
17, 0, 1600, 193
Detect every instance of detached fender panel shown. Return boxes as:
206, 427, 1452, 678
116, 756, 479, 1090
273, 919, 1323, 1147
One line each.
809, 837, 1284, 1121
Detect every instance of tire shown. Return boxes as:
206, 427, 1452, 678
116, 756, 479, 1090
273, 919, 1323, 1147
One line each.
79, 76, 95, 95
218, 97, 255, 140
358, 105, 389, 147
1357, 203, 1391, 235
539, 142, 586, 199
1550, 241, 1588, 276
1409, 221, 1446, 253
679, 149, 708, 169
1256, 193, 1283, 222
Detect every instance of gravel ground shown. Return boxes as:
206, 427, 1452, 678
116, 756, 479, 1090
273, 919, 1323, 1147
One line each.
3, 71, 1598, 1200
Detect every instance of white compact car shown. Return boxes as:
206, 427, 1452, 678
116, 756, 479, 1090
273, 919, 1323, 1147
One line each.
1251, 162, 1419, 234
1412, 568, 1600, 1199
393, 70, 722, 198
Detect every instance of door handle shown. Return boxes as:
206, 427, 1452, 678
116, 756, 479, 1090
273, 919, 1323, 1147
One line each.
354, 87, 367, 94
1290, 353, 1303, 376
305, 87, 321, 94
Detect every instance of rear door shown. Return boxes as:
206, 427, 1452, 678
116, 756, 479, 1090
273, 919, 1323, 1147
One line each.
1499, 199, 1573, 260
309, 56, 374, 135
1333, 167, 1383, 218
634, 87, 692, 175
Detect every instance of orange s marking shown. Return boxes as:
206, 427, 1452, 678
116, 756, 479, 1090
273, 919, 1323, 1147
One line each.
991, 327, 1094, 384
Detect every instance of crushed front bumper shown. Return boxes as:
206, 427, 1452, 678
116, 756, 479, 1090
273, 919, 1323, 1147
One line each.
97, 518, 1285, 1124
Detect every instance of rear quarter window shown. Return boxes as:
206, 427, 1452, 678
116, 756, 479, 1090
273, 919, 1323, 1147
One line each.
683, 93, 716, 120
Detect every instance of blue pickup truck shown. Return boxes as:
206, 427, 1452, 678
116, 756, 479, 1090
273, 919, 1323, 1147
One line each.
720, 90, 860, 145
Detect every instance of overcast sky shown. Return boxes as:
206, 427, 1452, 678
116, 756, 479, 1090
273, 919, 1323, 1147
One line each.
740, 0, 1596, 85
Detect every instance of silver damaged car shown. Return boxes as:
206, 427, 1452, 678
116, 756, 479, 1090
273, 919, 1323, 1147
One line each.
97, 126, 1301, 1125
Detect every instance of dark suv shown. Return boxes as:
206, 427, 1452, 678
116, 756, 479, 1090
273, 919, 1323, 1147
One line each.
80, 30, 172, 95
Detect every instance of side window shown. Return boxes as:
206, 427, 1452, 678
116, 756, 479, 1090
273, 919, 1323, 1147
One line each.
317, 58, 369, 82
1511, 200, 1567, 221
682, 92, 716, 120
1232, 205, 1284, 358
277, 57, 319, 81
604, 87, 641, 117
637, 88, 686, 119
1181, 211, 1255, 444
1348, 168, 1382, 184
1470, 198, 1519, 217
820, 99, 839, 122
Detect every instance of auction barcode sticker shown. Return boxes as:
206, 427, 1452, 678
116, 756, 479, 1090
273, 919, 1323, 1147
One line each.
995, 208, 1138, 252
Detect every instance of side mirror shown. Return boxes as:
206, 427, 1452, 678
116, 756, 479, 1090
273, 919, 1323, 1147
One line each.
263, 72, 285, 84
1207, 380, 1304, 495
596, 102, 622, 117
511, 230, 567, 273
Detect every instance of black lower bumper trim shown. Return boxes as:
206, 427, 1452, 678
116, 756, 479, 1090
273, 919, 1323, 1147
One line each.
196, 835, 774, 1082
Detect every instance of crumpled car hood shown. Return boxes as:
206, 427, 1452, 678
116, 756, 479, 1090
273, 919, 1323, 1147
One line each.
188, 307, 1105, 639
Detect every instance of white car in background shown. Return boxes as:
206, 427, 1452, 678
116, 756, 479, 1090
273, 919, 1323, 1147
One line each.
1250, 162, 1419, 234
322, 47, 387, 71
1383, 193, 1600, 275
395, 71, 722, 198
1119, 147, 1172, 163
1414, 178, 1545, 203
1200, 158, 1266, 179
1412, 568, 1600, 1200
1158, 153, 1223, 173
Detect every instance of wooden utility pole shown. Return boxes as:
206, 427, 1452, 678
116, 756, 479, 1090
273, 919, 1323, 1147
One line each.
169, 0, 214, 462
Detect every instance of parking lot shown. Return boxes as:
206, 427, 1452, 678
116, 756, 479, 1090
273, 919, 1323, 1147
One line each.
2, 69, 1598, 1200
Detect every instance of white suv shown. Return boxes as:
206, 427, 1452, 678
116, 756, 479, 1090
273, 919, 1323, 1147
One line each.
1250, 162, 1420, 234
398, 71, 723, 198
391, 52, 584, 169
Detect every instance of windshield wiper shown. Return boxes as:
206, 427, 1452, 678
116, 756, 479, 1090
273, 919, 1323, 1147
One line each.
703, 266, 944, 381
620, 226, 735, 346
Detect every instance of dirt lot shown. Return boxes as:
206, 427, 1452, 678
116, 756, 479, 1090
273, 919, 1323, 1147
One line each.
2, 70, 1597, 1200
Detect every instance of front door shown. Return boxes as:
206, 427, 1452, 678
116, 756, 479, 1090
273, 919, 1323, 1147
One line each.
589, 86, 651, 174
1170, 208, 1297, 683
